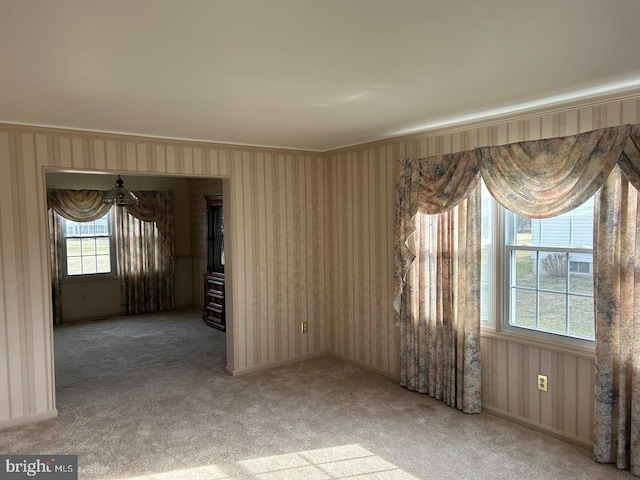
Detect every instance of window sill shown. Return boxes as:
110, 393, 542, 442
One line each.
63, 274, 120, 284
480, 327, 595, 360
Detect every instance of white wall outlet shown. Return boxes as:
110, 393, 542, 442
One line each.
537, 374, 548, 392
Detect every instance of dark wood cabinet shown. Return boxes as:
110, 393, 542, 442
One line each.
203, 272, 225, 331
202, 194, 225, 331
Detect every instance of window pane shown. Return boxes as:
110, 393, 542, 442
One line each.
480, 181, 492, 326
568, 296, 595, 339
513, 250, 536, 288
95, 237, 110, 255
67, 257, 82, 276
94, 218, 109, 235
511, 288, 536, 329
96, 255, 111, 273
513, 197, 594, 248
81, 238, 96, 256
66, 222, 78, 236
569, 254, 593, 295
539, 292, 567, 334
82, 256, 97, 274
66, 238, 82, 257
514, 217, 532, 245
539, 252, 568, 292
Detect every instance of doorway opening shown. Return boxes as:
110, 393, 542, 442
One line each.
45, 169, 234, 412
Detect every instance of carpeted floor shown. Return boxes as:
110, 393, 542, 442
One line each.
0, 310, 633, 479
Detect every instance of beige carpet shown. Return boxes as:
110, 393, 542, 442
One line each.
0, 310, 632, 479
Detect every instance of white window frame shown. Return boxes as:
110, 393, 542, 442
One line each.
481, 187, 595, 349
62, 211, 117, 279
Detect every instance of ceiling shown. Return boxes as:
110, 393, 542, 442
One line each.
2, 0, 640, 152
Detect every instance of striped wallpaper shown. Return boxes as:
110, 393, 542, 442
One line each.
0, 127, 326, 428
324, 147, 399, 376
225, 151, 327, 371
2, 93, 640, 443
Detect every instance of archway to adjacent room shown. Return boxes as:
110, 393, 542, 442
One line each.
43, 169, 235, 413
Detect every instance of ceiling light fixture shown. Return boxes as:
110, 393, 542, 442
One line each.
103, 175, 139, 206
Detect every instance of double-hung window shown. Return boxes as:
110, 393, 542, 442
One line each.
481, 182, 595, 346
63, 212, 115, 276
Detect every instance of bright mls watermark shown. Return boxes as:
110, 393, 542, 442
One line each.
0, 456, 77, 479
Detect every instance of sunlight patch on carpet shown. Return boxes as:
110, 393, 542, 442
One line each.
114, 444, 418, 479
238, 444, 419, 479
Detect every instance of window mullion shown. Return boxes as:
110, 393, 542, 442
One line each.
565, 252, 570, 335
535, 250, 540, 331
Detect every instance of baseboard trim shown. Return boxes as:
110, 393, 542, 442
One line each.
225, 351, 328, 377
0, 410, 58, 431
326, 351, 400, 381
225, 351, 401, 381
482, 405, 593, 451
59, 312, 122, 324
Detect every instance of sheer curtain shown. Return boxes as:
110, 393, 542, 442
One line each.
395, 124, 640, 475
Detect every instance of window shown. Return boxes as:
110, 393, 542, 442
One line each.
63, 212, 115, 276
481, 183, 595, 344
480, 182, 495, 327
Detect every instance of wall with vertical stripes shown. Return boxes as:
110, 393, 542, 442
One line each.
324, 147, 399, 376
324, 95, 640, 445
0, 125, 326, 427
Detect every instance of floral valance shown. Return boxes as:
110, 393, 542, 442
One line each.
394, 123, 640, 304
478, 126, 629, 218
46, 189, 174, 243
397, 151, 481, 217
618, 124, 640, 190
127, 191, 173, 230
47, 189, 112, 222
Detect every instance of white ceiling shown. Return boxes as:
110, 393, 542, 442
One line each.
2, 0, 640, 152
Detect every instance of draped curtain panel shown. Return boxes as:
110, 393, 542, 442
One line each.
126, 190, 175, 260
594, 167, 640, 475
395, 123, 640, 476
47, 209, 64, 325
115, 191, 175, 315
399, 190, 482, 413
395, 153, 482, 413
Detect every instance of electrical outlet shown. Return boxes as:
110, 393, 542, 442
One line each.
537, 374, 548, 393
301, 321, 308, 333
